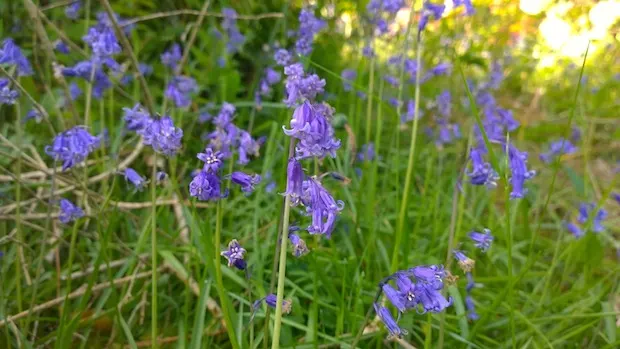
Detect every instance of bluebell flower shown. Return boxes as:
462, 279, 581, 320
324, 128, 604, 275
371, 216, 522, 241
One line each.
0, 78, 19, 105
284, 101, 341, 159
539, 139, 577, 163
357, 143, 377, 162
429, 62, 452, 77
577, 203, 607, 233
284, 157, 304, 205
434, 119, 461, 146
220, 239, 247, 270
65, 1, 82, 19
62, 60, 112, 99
189, 170, 225, 201
214, 102, 236, 128
288, 233, 309, 257
69, 82, 82, 100
24, 109, 42, 123
83, 24, 121, 59
140, 116, 183, 156
373, 303, 405, 339
54, 40, 70, 54
382, 283, 407, 313
59, 198, 84, 224
484, 61, 503, 90
96, 12, 134, 35
161, 43, 182, 70
409, 264, 445, 290
453, 250, 475, 272
565, 222, 584, 238
613, 193, 620, 205
123, 168, 147, 190
437, 90, 451, 117
341, 69, 356, 91
394, 272, 417, 309
295, 8, 326, 56
197, 147, 223, 173
362, 44, 374, 58
274, 48, 291, 66
222, 8, 245, 54
237, 130, 261, 165
45, 126, 102, 171
419, 2, 445, 32
230, 172, 261, 194
414, 282, 453, 314
465, 295, 479, 320
506, 143, 536, 199
253, 294, 292, 314
454, 0, 475, 15
0, 38, 33, 76
466, 147, 498, 187
468, 228, 493, 252
384, 75, 399, 87
165, 75, 198, 108
156, 171, 168, 184
283, 63, 326, 106
302, 176, 344, 238
123, 104, 151, 131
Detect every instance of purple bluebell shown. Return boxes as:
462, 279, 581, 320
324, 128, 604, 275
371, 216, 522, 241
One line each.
45, 126, 102, 171
373, 303, 405, 339
65, 1, 81, 19
283, 63, 326, 106
61, 60, 112, 99
484, 61, 503, 90
0, 78, 19, 105
382, 283, 407, 313
68, 82, 82, 101
341, 69, 356, 91
214, 102, 236, 128
123, 168, 147, 190
59, 198, 84, 224
466, 147, 498, 187
302, 177, 344, 238
566, 222, 584, 238
283, 101, 341, 159
571, 127, 581, 142
284, 157, 304, 206
156, 171, 168, 183
220, 239, 246, 270
539, 139, 577, 163
465, 295, 479, 320
123, 104, 151, 131
506, 143, 536, 199
453, 250, 475, 272
274, 49, 291, 66
414, 282, 453, 314
437, 90, 451, 117
419, 2, 445, 32
83, 24, 121, 59
95, 12, 134, 35
613, 193, 620, 205
54, 40, 70, 54
288, 233, 309, 257
165, 75, 198, 108
230, 172, 261, 194
161, 43, 182, 69
189, 170, 225, 201
222, 8, 245, 54
434, 119, 461, 146
140, 116, 183, 156
362, 44, 374, 58
237, 130, 261, 165
468, 228, 493, 252
295, 8, 326, 56
384, 75, 399, 87
402, 99, 423, 123
198, 104, 214, 124
357, 143, 377, 162
0, 38, 33, 76
24, 109, 42, 123
254, 294, 292, 314
197, 147, 223, 173
394, 272, 417, 309
429, 62, 452, 77
409, 264, 445, 290
577, 203, 607, 233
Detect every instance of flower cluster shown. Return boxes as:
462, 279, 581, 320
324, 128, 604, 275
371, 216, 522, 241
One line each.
65, 1, 82, 20
0, 78, 19, 105
283, 63, 326, 106
375, 265, 452, 338
565, 202, 608, 238
222, 8, 245, 54
255, 67, 281, 108
539, 138, 577, 163
0, 38, 33, 76
283, 101, 341, 159
366, 0, 405, 39
295, 8, 326, 56
419, 2, 445, 33
140, 116, 184, 156
59, 198, 84, 224
341, 69, 356, 92
161, 43, 182, 70
165, 75, 198, 108
45, 126, 102, 171
204, 103, 262, 165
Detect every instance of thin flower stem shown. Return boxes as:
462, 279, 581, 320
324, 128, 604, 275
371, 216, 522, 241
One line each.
213, 200, 241, 349
14, 100, 24, 319
364, 52, 375, 144
271, 193, 292, 349
151, 153, 159, 348
391, 31, 424, 273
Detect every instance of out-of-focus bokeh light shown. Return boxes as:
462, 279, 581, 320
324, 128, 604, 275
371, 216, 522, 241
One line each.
539, 15, 571, 51
519, 0, 552, 15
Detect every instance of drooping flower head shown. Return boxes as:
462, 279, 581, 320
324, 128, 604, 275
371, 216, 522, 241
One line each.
436, 90, 451, 117
283, 157, 304, 205
123, 168, 147, 190
419, 2, 445, 32
0, 38, 33, 76
45, 126, 102, 171
54, 40, 70, 54
61, 60, 113, 99
274, 48, 291, 66
373, 303, 405, 339
539, 139, 577, 163
466, 146, 498, 187
59, 198, 84, 224
295, 8, 326, 56
83, 23, 121, 60
468, 228, 493, 252
506, 143, 536, 199
189, 170, 225, 201
302, 176, 344, 238
230, 172, 261, 194
283, 101, 341, 159
65, 1, 82, 19
140, 116, 183, 156
283, 63, 326, 106
220, 239, 247, 270
341, 69, 356, 91
165, 75, 198, 108
123, 104, 151, 131
288, 233, 309, 257
253, 294, 292, 314
577, 203, 607, 233
453, 250, 475, 273
222, 8, 245, 54
161, 43, 182, 70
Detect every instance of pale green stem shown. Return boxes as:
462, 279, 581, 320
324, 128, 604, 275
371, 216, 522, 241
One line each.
391, 31, 424, 272
151, 153, 159, 348
271, 193, 292, 349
